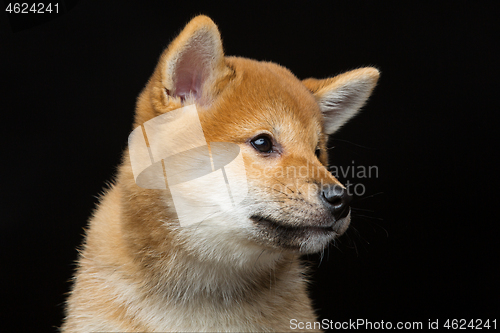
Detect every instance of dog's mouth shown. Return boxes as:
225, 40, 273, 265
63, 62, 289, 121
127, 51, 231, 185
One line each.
249, 212, 349, 253
250, 215, 336, 234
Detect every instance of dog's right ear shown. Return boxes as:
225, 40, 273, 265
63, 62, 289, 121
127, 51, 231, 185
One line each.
303, 68, 379, 135
152, 15, 232, 108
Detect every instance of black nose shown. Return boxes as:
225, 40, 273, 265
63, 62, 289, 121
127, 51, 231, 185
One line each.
322, 185, 352, 220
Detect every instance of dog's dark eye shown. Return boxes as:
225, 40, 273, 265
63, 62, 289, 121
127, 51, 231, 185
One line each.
315, 147, 321, 158
251, 135, 273, 153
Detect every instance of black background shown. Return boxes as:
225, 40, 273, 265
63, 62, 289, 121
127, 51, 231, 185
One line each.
1, 1, 498, 332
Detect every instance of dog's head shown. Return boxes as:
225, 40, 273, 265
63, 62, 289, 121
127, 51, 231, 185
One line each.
129, 15, 379, 255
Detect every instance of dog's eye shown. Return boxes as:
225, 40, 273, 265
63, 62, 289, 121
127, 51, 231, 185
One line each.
315, 147, 321, 158
251, 135, 273, 153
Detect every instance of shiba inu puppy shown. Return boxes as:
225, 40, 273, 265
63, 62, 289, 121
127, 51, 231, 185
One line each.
62, 15, 379, 332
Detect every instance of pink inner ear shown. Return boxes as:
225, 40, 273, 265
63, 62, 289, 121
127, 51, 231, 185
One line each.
173, 44, 208, 101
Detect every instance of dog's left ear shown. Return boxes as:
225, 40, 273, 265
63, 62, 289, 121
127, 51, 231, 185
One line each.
303, 67, 380, 135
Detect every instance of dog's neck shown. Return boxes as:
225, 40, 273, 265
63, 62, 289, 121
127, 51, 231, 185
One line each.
141, 247, 302, 307
115, 176, 305, 307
